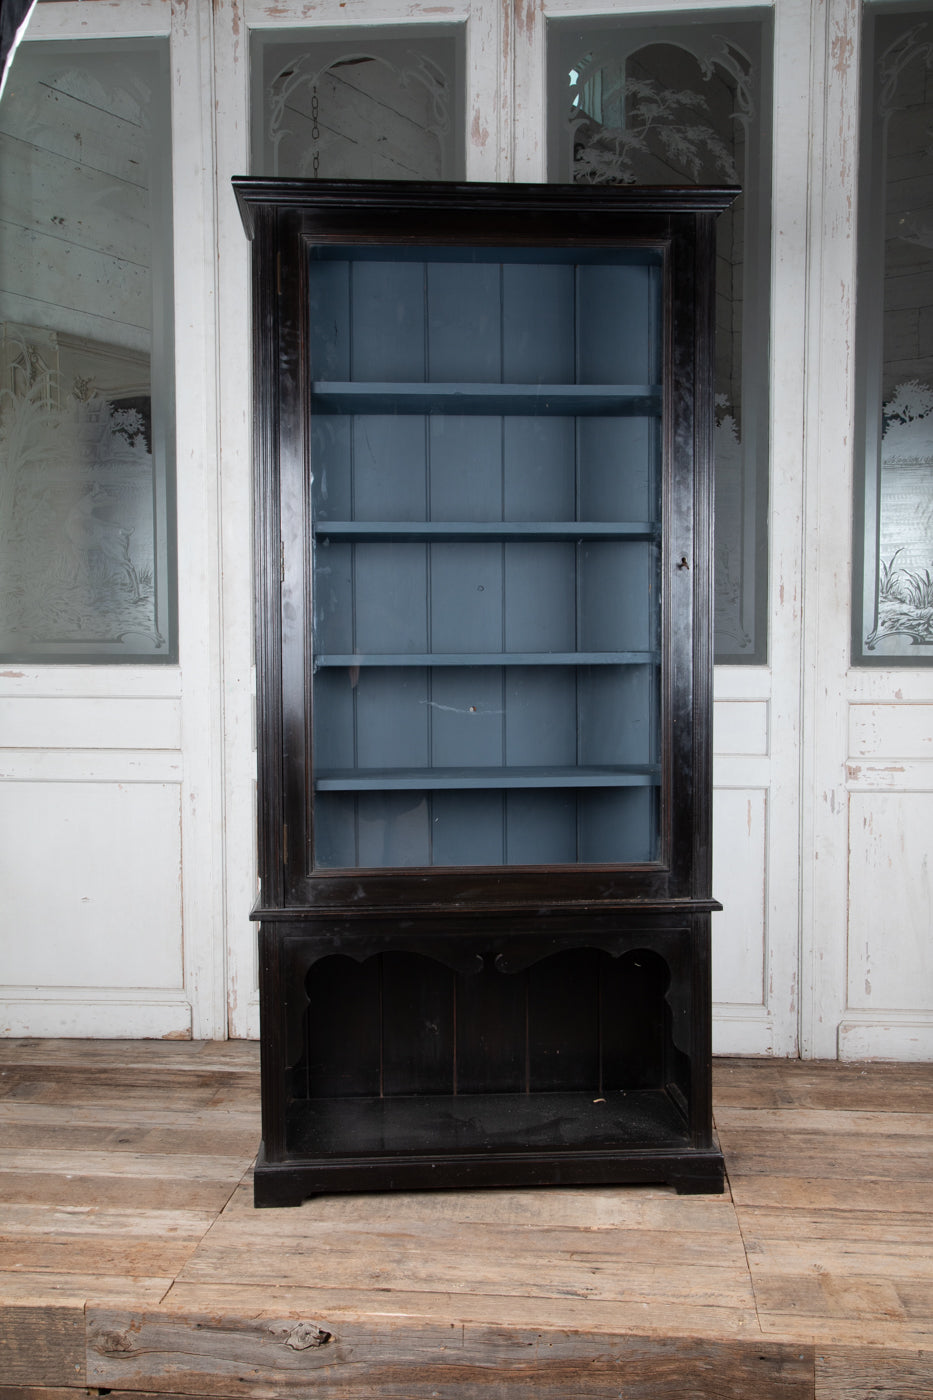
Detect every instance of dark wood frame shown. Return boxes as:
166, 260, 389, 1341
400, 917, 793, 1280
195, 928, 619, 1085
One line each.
234, 179, 734, 1205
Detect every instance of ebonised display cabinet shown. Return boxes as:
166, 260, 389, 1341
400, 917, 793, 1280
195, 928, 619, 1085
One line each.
233, 178, 735, 1206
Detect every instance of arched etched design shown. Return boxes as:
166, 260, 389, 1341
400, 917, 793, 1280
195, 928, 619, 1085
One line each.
0, 41, 175, 661
251, 30, 463, 181
547, 13, 772, 663
855, 9, 933, 662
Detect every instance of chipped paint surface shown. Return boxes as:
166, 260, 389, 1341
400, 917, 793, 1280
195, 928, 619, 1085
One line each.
831, 18, 853, 76
514, 0, 534, 39
471, 107, 489, 149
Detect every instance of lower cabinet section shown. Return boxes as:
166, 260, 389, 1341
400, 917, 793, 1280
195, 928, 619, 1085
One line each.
254, 911, 723, 1206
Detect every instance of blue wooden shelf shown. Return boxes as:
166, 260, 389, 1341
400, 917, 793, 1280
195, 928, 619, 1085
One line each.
315, 764, 661, 792
314, 521, 659, 543
313, 652, 660, 668
310, 382, 662, 416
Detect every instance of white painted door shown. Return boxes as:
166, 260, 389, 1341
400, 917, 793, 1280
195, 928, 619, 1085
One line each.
214, 0, 512, 1037
0, 0, 226, 1039
4, 0, 928, 1056
212, 0, 808, 1052
800, 0, 933, 1061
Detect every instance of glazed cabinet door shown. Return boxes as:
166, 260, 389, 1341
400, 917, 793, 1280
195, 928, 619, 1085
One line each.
309, 245, 662, 871
236, 180, 730, 915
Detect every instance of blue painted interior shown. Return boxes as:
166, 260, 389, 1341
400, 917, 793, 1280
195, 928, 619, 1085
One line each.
309, 248, 662, 868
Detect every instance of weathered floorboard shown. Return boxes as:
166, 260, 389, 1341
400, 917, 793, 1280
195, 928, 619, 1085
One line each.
815, 1348, 933, 1399
0, 1303, 85, 1388
1, 1044, 932, 1398
86, 1309, 816, 1400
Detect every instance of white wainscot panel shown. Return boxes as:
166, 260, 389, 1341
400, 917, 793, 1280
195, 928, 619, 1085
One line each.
0, 780, 183, 991
714, 700, 769, 756
849, 703, 933, 759
847, 791, 933, 1014
711, 787, 767, 1008
0, 697, 181, 749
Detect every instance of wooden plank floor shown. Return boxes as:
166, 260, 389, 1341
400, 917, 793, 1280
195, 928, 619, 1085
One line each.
1, 1042, 932, 1399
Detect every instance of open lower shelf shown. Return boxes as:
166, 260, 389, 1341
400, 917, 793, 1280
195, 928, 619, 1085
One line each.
310, 382, 662, 415
285, 1087, 691, 1158
313, 521, 658, 543
315, 764, 660, 791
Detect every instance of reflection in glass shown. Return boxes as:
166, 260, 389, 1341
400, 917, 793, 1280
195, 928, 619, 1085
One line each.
547, 13, 772, 663
0, 41, 175, 661
856, 8, 933, 663
251, 29, 463, 180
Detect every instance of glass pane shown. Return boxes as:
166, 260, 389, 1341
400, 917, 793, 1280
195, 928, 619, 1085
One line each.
251, 28, 463, 180
308, 246, 662, 869
855, 7, 933, 663
0, 39, 176, 661
547, 12, 772, 664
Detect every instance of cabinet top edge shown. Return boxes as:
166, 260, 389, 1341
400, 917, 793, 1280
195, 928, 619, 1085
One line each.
233, 178, 741, 239
251, 899, 724, 922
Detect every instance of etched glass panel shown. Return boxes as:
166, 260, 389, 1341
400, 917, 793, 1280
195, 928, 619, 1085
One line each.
251, 28, 463, 180
547, 13, 772, 663
855, 7, 933, 663
0, 40, 175, 661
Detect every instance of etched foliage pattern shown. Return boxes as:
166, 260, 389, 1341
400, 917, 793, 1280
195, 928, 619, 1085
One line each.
549, 17, 771, 665
859, 13, 933, 660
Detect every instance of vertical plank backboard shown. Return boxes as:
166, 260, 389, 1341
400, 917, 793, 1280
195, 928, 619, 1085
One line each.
504, 418, 576, 520
381, 952, 456, 1094
350, 260, 426, 381
429, 416, 501, 520
427, 262, 501, 380
576, 264, 660, 384
502, 262, 575, 381
354, 417, 427, 520
578, 418, 659, 521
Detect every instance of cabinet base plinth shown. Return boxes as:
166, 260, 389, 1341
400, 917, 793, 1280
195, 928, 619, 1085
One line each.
253, 1148, 724, 1207
253, 1130, 725, 1208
